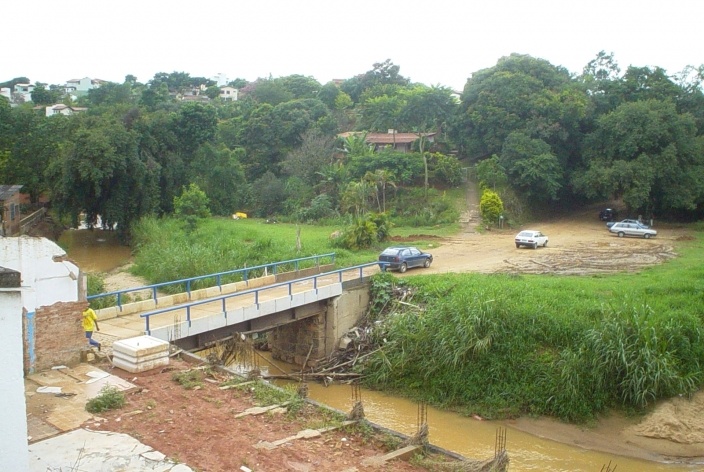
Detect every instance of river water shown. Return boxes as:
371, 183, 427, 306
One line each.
62, 230, 701, 471
60, 228, 132, 273
256, 354, 700, 472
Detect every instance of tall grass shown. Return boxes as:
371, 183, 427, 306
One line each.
130, 216, 393, 285
362, 231, 704, 422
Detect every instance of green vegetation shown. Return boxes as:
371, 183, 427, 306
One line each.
4, 54, 700, 244
129, 216, 445, 286
172, 369, 205, 390
85, 386, 126, 413
361, 230, 704, 422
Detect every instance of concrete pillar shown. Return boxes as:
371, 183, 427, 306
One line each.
0, 267, 30, 470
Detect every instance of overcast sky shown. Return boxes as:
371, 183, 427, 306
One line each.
3, 0, 702, 91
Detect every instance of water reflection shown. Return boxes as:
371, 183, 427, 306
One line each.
59, 229, 132, 273
251, 352, 700, 472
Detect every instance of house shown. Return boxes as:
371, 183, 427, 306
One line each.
0, 185, 23, 237
339, 130, 437, 153
13, 83, 34, 102
219, 86, 238, 101
45, 104, 87, 117
64, 77, 105, 94
212, 72, 229, 87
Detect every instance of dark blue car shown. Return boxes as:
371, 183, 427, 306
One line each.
378, 246, 433, 273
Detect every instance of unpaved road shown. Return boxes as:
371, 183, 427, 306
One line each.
397, 209, 685, 276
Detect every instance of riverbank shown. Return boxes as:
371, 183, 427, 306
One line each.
508, 393, 704, 464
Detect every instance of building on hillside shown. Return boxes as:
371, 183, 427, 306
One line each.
212, 72, 229, 87
64, 77, 105, 94
45, 104, 88, 117
0, 185, 23, 237
338, 130, 437, 153
13, 83, 34, 102
219, 86, 238, 101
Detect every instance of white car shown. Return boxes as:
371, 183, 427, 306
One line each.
609, 222, 657, 239
515, 230, 548, 249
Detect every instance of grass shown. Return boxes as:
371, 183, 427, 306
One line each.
129, 215, 455, 286
172, 369, 204, 390
360, 228, 704, 422
85, 386, 126, 413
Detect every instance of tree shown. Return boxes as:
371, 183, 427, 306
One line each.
171, 102, 218, 156
574, 99, 704, 214
341, 60, 409, 103
204, 85, 221, 100
251, 171, 286, 216
364, 169, 396, 212
476, 155, 508, 190
174, 183, 211, 231
30, 83, 61, 105
282, 129, 336, 185
500, 132, 563, 201
190, 143, 248, 216
47, 113, 160, 240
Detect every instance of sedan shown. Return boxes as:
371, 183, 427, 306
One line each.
515, 230, 549, 249
609, 222, 657, 239
378, 246, 433, 273
606, 219, 649, 229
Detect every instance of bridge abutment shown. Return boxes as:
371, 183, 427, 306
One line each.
269, 279, 371, 368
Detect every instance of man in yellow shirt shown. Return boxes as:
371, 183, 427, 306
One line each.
82, 307, 101, 351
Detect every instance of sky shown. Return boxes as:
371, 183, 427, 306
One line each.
3, 0, 702, 91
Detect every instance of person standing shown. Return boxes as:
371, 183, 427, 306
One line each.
82, 307, 101, 351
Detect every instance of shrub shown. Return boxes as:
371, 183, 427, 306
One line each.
479, 189, 504, 225
86, 386, 126, 413
431, 153, 463, 187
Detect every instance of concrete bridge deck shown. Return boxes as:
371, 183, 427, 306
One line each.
97, 264, 381, 346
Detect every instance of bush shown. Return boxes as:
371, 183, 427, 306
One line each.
86, 386, 126, 413
431, 153, 463, 187
479, 189, 504, 225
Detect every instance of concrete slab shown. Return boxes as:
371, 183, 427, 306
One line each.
26, 365, 136, 437
28, 428, 193, 471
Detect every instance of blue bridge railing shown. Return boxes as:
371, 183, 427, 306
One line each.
140, 262, 379, 335
88, 253, 336, 311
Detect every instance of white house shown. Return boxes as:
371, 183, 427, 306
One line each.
64, 77, 104, 94
45, 104, 87, 117
219, 86, 238, 101
212, 72, 229, 87
13, 83, 34, 102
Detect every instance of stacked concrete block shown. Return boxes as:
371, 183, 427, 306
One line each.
112, 335, 170, 373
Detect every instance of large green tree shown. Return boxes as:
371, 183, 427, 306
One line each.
574, 99, 704, 214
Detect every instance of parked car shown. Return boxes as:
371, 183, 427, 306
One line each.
606, 218, 649, 229
609, 222, 657, 239
515, 230, 549, 249
599, 208, 618, 221
378, 246, 433, 273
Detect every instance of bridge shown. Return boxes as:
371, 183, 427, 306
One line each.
92, 254, 383, 365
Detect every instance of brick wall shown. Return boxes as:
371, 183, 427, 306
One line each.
24, 301, 86, 373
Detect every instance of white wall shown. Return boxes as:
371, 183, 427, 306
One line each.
0, 236, 79, 311
0, 284, 30, 470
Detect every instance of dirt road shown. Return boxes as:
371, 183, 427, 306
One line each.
400, 209, 683, 276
